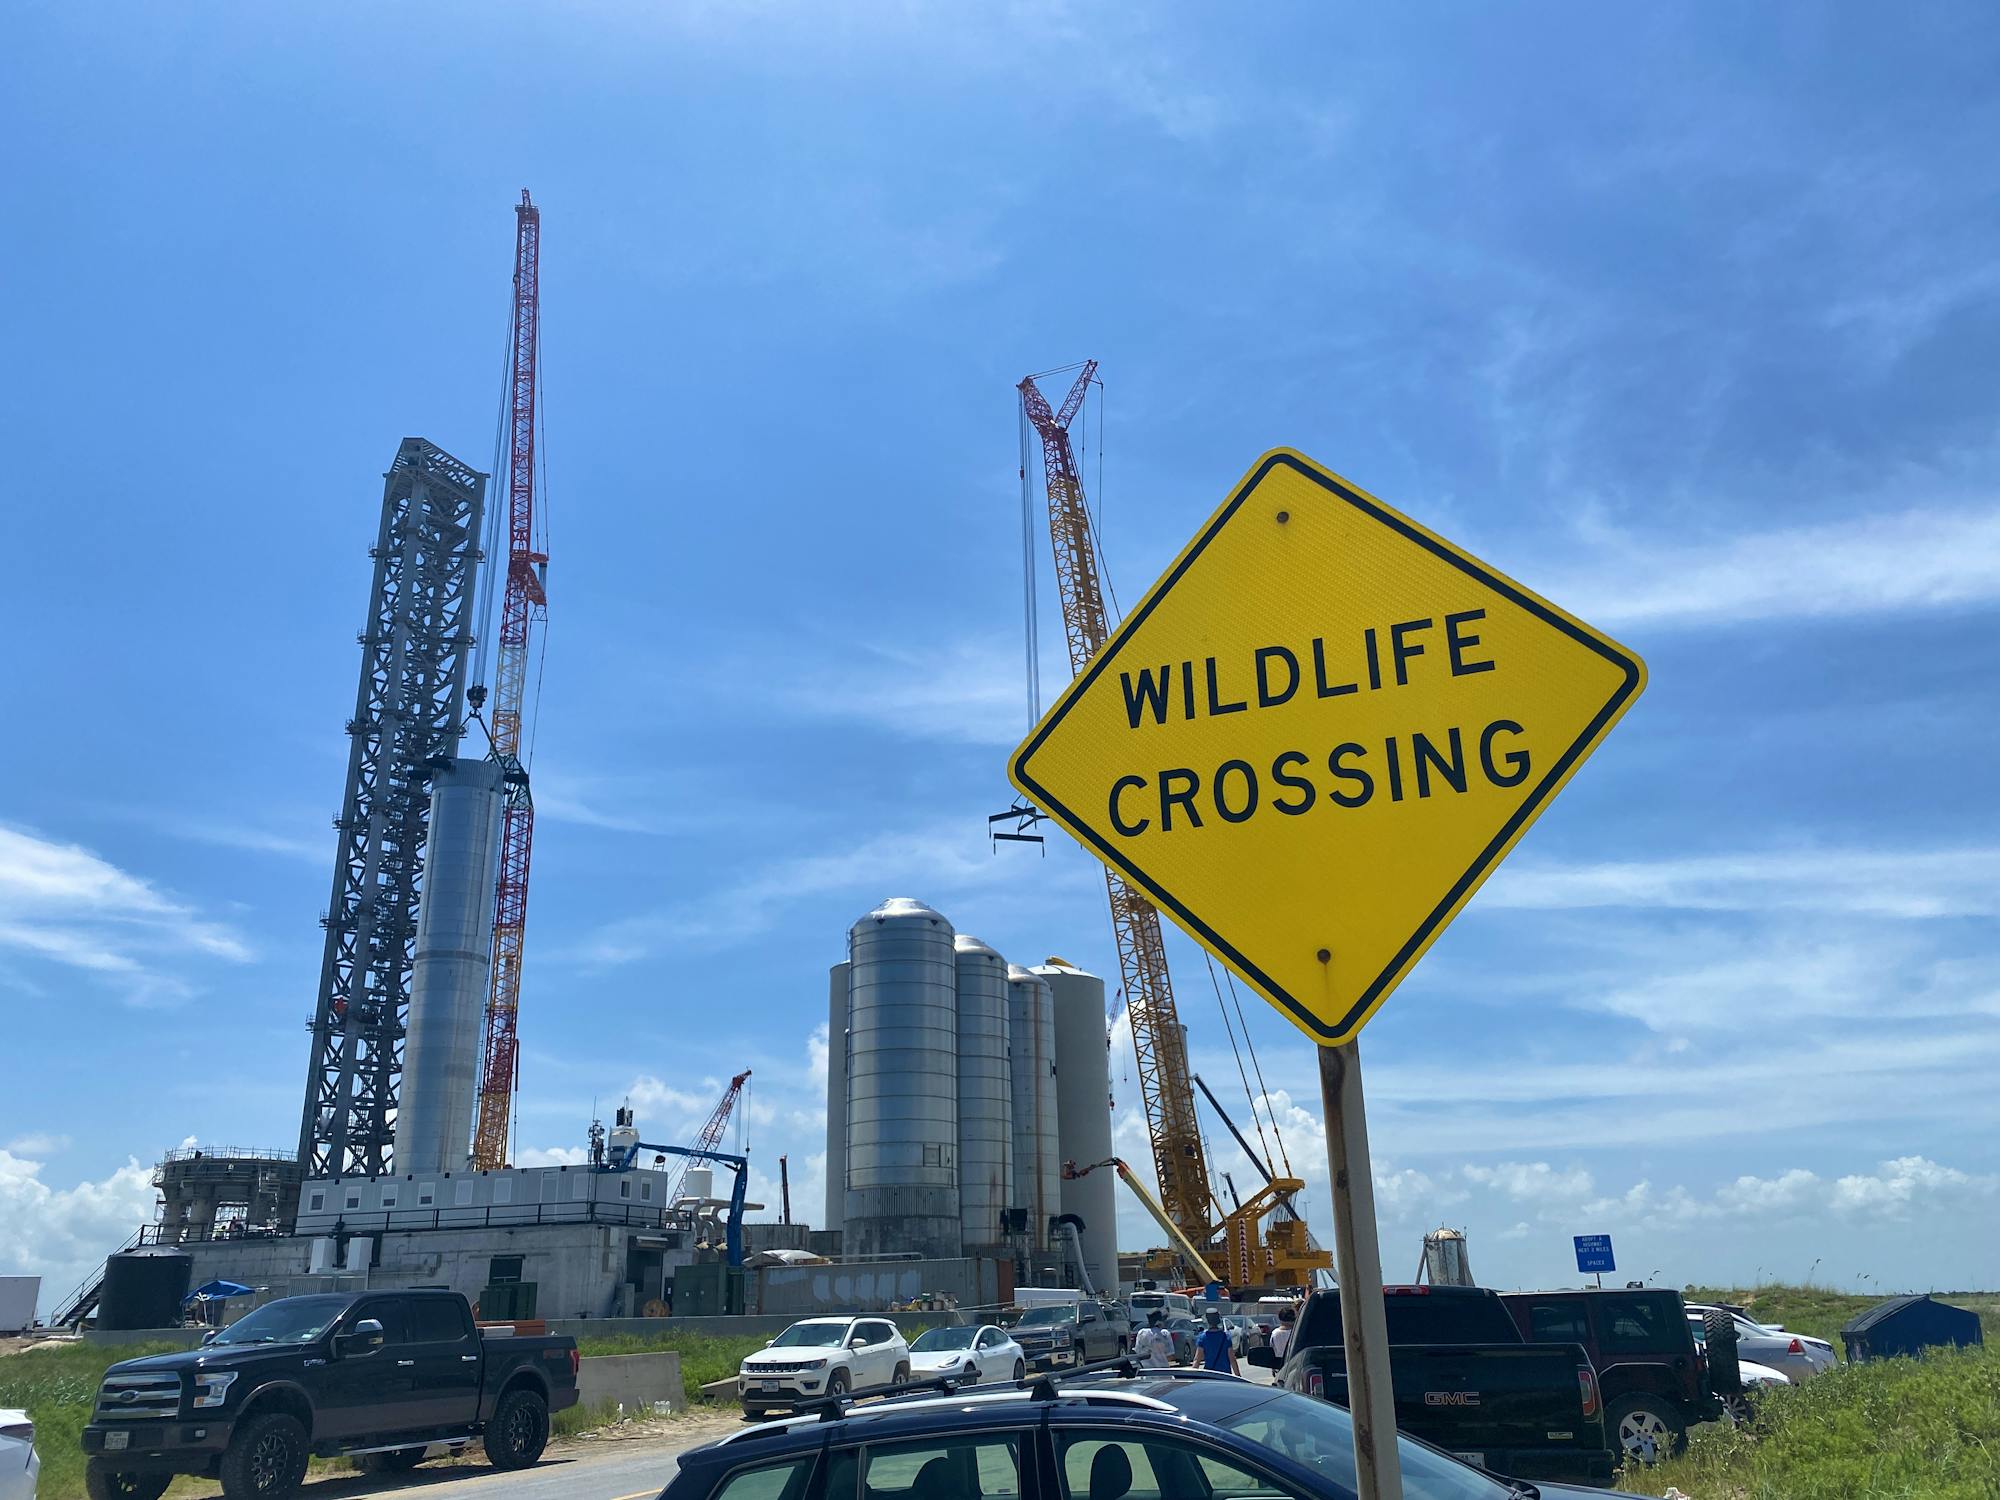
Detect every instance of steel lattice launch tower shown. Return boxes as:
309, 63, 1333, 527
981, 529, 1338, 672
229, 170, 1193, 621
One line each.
296, 439, 489, 1178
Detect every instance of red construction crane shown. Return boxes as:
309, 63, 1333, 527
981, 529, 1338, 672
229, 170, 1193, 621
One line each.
670, 1069, 751, 1206
471, 190, 549, 1170
1019, 363, 1218, 1252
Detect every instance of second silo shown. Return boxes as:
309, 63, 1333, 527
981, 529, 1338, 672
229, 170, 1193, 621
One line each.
396, 757, 505, 1174
844, 898, 962, 1260
1037, 959, 1117, 1291
824, 960, 850, 1238
954, 935, 1014, 1250
1006, 963, 1061, 1250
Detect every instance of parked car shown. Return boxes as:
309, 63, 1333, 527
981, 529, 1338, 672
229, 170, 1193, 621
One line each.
1222, 1314, 1266, 1355
1009, 1299, 1130, 1371
1689, 1322, 1791, 1424
79, 1290, 577, 1500
660, 1364, 1654, 1500
1259, 1285, 1613, 1487
905, 1324, 1025, 1386
1164, 1316, 1204, 1365
0, 1410, 37, 1500
1685, 1304, 1836, 1383
1501, 1287, 1724, 1463
1126, 1289, 1195, 1324
738, 1317, 909, 1415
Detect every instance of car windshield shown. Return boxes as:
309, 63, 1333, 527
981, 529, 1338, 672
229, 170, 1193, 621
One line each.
1217, 1389, 1511, 1500
769, 1322, 850, 1348
911, 1327, 979, 1351
1017, 1306, 1076, 1327
210, 1295, 351, 1347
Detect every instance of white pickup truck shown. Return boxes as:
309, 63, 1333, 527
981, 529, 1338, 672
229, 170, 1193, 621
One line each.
736, 1317, 909, 1415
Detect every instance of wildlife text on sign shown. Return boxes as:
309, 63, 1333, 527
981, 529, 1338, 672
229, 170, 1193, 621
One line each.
1010, 449, 1646, 1045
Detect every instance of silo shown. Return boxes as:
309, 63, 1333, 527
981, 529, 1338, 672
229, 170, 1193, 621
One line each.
396, 757, 506, 1174
844, 898, 961, 1260
1006, 963, 1060, 1251
953, 935, 1014, 1250
1037, 960, 1117, 1291
823, 961, 850, 1237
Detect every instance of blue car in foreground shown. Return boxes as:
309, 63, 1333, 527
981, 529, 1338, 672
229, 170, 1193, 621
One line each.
662, 1367, 1646, 1500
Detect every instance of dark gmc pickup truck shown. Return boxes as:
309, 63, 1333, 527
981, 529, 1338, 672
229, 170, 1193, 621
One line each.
81, 1290, 577, 1500
1255, 1285, 1615, 1487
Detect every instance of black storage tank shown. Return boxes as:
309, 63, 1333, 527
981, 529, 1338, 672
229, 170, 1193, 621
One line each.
98, 1247, 192, 1330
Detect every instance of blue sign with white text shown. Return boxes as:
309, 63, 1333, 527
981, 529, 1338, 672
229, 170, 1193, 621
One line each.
1574, 1234, 1615, 1274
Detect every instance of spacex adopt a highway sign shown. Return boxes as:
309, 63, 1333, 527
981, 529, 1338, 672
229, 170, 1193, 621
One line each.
1009, 449, 1646, 1046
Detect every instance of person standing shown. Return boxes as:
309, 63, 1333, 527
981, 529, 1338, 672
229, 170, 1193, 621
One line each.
1195, 1310, 1238, 1374
1270, 1305, 1296, 1361
1135, 1309, 1175, 1368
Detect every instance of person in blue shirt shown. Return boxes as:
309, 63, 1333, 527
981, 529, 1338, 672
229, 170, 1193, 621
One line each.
1195, 1310, 1238, 1374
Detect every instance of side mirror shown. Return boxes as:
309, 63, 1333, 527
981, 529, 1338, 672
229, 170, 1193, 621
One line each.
337, 1318, 385, 1358
201, 1330, 219, 1346
1246, 1346, 1279, 1370
848, 1336, 867, 1350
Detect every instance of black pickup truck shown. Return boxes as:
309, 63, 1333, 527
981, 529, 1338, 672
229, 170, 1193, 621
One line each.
1253, 1285, 1615, 1487
81, 1290, 578, 1500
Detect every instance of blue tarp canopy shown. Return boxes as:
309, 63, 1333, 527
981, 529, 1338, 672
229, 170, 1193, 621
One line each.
185, 1279, 253, 1303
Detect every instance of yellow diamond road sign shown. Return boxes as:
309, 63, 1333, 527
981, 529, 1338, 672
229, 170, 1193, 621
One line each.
1010, 448, 1647, 1046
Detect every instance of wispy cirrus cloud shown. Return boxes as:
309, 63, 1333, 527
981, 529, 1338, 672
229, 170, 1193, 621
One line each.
1484, 845, 2000, 919
1544, 503, 2000, 630
0, 823, 252, 1005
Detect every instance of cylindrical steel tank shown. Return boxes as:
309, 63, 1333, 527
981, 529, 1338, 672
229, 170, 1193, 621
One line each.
1037, 960, 1117, 1291
954, 934, 1014, 1250
824, 960, 850, 1237
1006, 963, 1060, 1251
98, 1246, 193, 1330
844, 898, 961, 1260
396, 757, 506, 1174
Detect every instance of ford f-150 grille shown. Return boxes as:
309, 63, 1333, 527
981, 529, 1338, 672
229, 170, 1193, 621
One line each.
95, 1372, 181, 1420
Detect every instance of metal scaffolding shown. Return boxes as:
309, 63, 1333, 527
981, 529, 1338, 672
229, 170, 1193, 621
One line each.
296, 439, 488, 1178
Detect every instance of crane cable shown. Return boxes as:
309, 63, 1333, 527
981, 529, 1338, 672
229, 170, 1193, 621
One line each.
1206, 953, 1279, 1178
1224, 964, 1294, 1177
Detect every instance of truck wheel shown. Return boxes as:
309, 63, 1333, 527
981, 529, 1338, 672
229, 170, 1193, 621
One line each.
362, 1448, 428, 1473
85, 1464, 172, 1500
1608, 1394, 1686, 1463
484, 1387, 550, 1471
219, 1412, 310, 1500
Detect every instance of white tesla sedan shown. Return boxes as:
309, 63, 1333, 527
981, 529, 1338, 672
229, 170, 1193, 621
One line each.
906, 1323, 1026, 1386
0, 1410, 37, 1500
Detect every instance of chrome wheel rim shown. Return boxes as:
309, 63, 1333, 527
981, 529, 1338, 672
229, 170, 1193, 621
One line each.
1618, 1410, 1670, 1459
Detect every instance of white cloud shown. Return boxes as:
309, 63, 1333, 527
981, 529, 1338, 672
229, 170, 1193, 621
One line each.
0, 824, 253, 1004
0, 1149, 157, 1318
1546, 504, 2000, 630
1829, 1156, 1996, 1218
1484, 847, 2000, 920
6, 1133, 71, 1157
1463, 1162, 1595, 1204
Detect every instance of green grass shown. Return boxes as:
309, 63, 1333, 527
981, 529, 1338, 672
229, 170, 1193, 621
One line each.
0, 1341, 187, 1500
1616, 1292, 1998, 1500
572, 1331, 771, 1402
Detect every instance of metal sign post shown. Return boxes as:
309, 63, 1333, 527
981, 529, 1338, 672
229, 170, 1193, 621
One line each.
1320, 1041, 1403, 1500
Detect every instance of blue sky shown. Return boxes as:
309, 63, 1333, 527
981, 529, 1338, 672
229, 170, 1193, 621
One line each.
5, 3, 1998, 1312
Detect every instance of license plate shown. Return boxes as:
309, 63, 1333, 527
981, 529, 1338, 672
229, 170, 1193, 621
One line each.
104, 1432, 130, 1452
759, 1381, 781, 1391
1452, 1452, 1486, 1468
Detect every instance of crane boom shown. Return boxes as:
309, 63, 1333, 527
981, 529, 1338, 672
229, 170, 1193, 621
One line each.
1020, 365, 1217, 1250
471, 190, 549, 1170
669, 1068, 751, 1206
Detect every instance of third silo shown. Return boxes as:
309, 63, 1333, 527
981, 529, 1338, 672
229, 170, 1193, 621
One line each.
1006, 963, 1061, 1249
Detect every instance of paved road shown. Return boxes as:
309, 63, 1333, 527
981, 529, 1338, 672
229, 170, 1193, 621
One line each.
176, 1421, 737, 1500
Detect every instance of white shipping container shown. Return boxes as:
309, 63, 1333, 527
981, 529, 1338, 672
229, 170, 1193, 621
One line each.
0, 1275, 42, 1332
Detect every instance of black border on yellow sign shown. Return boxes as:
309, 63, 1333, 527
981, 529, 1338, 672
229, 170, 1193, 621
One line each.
1011, 450, 1646, 1044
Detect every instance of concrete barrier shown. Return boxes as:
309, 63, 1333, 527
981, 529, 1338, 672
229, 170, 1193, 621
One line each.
577, 1351, 685, 1413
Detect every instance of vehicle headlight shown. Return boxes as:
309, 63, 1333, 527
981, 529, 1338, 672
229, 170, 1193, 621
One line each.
192, 1372, 238, 1409
802, 1358, 828, 1370
739, 1363, 755, 1376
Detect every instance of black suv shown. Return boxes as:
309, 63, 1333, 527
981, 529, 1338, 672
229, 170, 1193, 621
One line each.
661, 1367, 1650, 1500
